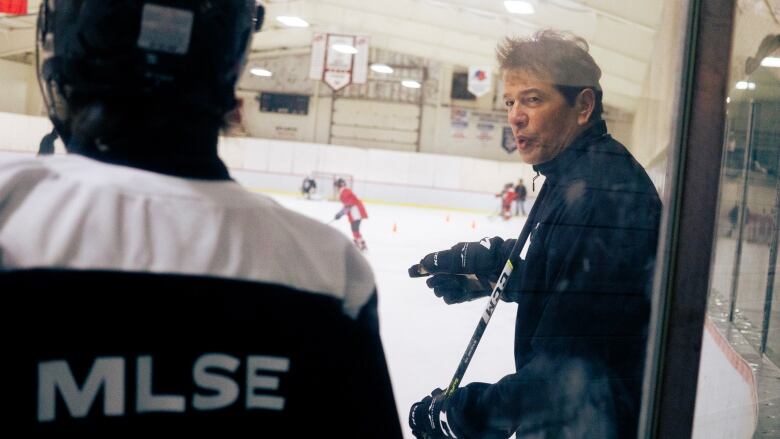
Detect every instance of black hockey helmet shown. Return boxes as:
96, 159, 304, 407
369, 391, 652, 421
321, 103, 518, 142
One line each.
36, 0, 264, 147
334, 177, 347, 188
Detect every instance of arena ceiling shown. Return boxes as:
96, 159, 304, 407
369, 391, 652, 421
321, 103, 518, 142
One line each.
1, 0, 665, 112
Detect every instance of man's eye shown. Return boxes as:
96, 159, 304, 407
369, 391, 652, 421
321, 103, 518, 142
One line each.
504, 100, 514, 107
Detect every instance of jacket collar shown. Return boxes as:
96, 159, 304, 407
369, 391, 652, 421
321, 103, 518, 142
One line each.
532, 120, 608, 180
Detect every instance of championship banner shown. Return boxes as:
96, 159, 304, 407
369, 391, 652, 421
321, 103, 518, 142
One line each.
502, 127, 517, 153
309, 33, 369, 91
0, 0, 27, 14
467, 66, 492, 97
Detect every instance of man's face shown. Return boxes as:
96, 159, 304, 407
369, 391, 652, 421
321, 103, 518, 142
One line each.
503, 69, 587, 165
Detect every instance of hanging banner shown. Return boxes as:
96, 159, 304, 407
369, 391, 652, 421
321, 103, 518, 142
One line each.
309, 33, 327, 79
309, 33, 370, 91
467, 66, 492, 97
501, 127, 517, 153
0, 0, 27, 14
352, 36, 370, 83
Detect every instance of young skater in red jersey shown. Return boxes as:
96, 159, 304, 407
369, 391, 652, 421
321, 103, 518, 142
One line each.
333, 178, 368, 251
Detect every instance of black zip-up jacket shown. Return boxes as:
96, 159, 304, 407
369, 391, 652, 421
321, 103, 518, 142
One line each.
447, 121, 661, 438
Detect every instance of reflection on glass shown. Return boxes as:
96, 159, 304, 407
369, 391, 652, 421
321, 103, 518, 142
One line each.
699, 3, 780, 437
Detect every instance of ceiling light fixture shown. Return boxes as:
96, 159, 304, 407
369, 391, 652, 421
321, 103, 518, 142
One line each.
761, 57, 780, 68
504, 1, 535, 14
275, 16, 309, 27
401, 80, 422, 89
250, 68, 273, 77
332, 44, 358, 54
370, 64, 394, 74
736, 81, 756, 90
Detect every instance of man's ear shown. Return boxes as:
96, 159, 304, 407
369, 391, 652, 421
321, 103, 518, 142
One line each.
576, 88, 596, 125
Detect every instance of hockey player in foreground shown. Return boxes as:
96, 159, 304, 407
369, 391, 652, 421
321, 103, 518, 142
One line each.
408, 30, 661, 438
0, 1, 401, 436
333, 178, 369, 251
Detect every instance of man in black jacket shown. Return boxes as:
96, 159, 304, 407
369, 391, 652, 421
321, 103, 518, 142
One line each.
408, 30, 661, 439
514, 178, 527, 216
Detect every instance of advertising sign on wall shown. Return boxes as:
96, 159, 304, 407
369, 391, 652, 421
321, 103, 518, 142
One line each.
450, 108, 469, 140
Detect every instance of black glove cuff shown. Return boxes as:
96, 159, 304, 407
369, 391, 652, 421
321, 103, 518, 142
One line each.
409, 390, 461, 438
431, 395, 460, 438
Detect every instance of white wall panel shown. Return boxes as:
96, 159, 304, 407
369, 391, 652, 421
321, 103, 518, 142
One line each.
0, 111, 532, 209
0, 59, 30, 115
332, 111, 419, 131
331, 124, 418, 144
0, 111, 51, 151
332, 98, 419, 151
317, 144, 370, 179
405, 154, 437, 187
217, 137, 246, 170
291, 142, 323, 175
267, 141, 296, 173
430, 155, 462, 190
331, 136, 417, 152
366, 148, 411, 184
497, 161, 540, 194
243, 138, 272, 171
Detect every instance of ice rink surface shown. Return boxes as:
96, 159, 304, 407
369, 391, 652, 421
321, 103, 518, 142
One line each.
269, 193, 526, 437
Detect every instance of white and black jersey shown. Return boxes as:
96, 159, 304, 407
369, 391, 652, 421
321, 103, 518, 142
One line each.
0, 155, 402, 437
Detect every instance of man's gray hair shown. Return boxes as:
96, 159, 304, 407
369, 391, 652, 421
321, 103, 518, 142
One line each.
497, 30, 603, 120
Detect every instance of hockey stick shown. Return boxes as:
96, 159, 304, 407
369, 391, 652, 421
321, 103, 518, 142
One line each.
443, 234, 527, 399
408, 224, 534, 438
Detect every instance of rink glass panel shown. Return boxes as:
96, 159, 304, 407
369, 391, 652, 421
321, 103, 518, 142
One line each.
695, 0, 780, 437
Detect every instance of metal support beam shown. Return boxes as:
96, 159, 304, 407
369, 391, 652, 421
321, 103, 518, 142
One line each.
760, 136, 780, 354
729, 100, 756, 322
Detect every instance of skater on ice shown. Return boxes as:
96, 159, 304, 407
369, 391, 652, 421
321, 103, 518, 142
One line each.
301, 174, 318, 199
496, 182, 516, 220
333, 178, 368, 251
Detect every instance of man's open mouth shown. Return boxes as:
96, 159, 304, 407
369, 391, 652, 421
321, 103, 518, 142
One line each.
516, 136, 533, 149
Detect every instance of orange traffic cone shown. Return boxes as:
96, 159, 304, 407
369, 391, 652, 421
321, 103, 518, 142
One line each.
446, 214, 450, 223
471, 220, 476, 230
392, 222, 397, 233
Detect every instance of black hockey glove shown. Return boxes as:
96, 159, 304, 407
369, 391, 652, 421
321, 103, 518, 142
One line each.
409, 388, 460, 438
334, 209, 345, 220
420, 237, 505, 274
426, 274, 492, 304
409, 237, 506, 304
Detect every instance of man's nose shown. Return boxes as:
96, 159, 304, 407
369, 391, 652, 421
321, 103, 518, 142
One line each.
508, 107, 527, 127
